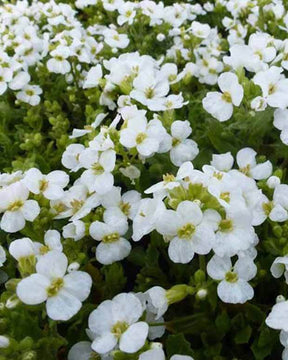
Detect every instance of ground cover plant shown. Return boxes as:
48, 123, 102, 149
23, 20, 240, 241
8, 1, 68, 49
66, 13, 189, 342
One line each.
2, 0, 288, 359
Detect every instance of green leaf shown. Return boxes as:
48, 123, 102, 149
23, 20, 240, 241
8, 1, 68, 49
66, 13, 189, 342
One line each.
234, 325, 252, 344
166, 333, 194, 358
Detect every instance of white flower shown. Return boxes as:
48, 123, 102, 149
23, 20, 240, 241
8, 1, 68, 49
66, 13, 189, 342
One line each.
0, 67, 12, 94
34, 230, 63, 256
190, 21, 210, 38
80, 149, 116, 194
100, 186, 141, 220
17, 251, 92, 321
0, 181, 40, 233
130, 69, 170, 108
273, 109, 288, 145
236, 148, 272, 180
120, 114, 165, 157
0, 245, 6, 267
132, 198, 166, 242
266, 300, 288, 332
169, 121, 199, 166
156, 201, 215, 264
271, 257, 288, 281
145, 286, 168, 319
83, 65, 102, 89
9, 71, 30, 91
139, 348, 165, 360
103, 29, 129, 49
23, 168, 69, 200
117, 2, 136, 25
148, 93, 188, 112
63, 220, 86, 241
9, 237, 37, 261
253, 66, 288, 109
202, 72, 243, 122
213, 206, 255, 257
61, 144, 85, 172
47, 46, 71, 74
207, 255, 256, 304
145, 161, 194, 198
88, 293, 148, 354
16, 85, 42, 106
89, 208, 131, 265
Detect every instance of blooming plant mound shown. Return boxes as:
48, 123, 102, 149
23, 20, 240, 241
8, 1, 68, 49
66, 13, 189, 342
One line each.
2, 0, 288, 359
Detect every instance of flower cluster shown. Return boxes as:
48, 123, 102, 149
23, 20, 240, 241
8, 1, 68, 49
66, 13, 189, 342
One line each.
1, 0, 288, 359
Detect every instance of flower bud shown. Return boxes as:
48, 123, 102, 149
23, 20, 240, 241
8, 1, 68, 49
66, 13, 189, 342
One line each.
196, 288, 208, 300
267, 176, 280, 189
166, 284, 194, 304
0, 335, 9, 348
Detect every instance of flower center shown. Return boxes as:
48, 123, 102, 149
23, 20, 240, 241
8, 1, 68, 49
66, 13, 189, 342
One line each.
225, 271, 238, 283
25, 89, 35, 96
111, 321, 129, 339
47, 278, 64, 297
70, 199, 84, 212
262, 201, 274, 216
213, 171, 223, 180
120, 202, 131, 216
136, 132, 147, 144
92, 163, 104, 175
222, 91, 232, 103
55, 55, 64, 61
163, 173, 175, 183
39, 245, 50, 255
89, 353, 101, 360
8, 200, 23, 211
219, 219, 233, 232
145, 87, 154, 99
177, 223, 196, 239
268, 83, 277, 95
39, 179, 48, 192
239, 164, 251, 176
220, 192, 230, 203
102, 232, 120, 243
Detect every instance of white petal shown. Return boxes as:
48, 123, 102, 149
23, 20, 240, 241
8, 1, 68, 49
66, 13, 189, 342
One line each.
22, 200, 40, 221
168, 238, 194, 264
177, 201, 203, 226
9, 238, 36, 260
207, 255, 231, 280
44, 230, 62, 251
91, 333, 117, 354
88, 300, 114, 335
236, 148, 257, 169
17, 274, 49, 304
112, 293, 143, 324
96, 238, 131, 265
266, 301, 288, 331
89, 221, 110, 241
140, 349, 165, 360
36, 251, 68, 279
119, 322, 148, 353
64, 271, 92, 301
217, 280, 254, 304
234, 257, 257, 281
1, 211, 25, 233
46, 289, 82, 320
250, 161, 272, 180
68, 341, 93, 360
